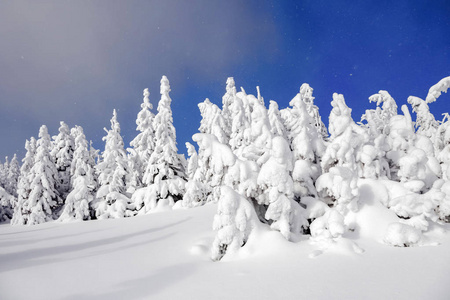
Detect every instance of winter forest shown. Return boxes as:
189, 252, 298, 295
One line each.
1, 75, 450, 261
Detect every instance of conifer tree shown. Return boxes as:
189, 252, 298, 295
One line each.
313, 94, 362, 239
257, 136, 307, 240
51, 121, 75, 199
11, 138, 36, 225
141, 76, 186, 205
359, 91, 397, 179
282, 87, 325, 200
229, 93, 251, 158
6, 154, 20, 197
299, 83, 328, 139
181, 142, 209, 208
244, 96, 272, 164
16, 126, 61, 225
407, 96, 438, 139
94, 110, 133, 219
0, 157, 8, 189
129, 88, 155, 188
59, 126, 97, 221
0, 186, 14, 222
268, 100, 287, 139
221, 77, 237, 140
198, 98, 228, 144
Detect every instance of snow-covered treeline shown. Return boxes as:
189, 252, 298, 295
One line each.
1, 76, 186, 225
1, 75, 450, 260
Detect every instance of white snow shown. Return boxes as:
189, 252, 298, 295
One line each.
1, 181, 450, 300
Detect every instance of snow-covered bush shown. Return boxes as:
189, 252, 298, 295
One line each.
310, 208, 345, 240
384, 222, 422, 247
211, 186, 256, 261
316, 166, 359, 214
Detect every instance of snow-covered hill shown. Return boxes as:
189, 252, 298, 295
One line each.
1, 182, 450, 300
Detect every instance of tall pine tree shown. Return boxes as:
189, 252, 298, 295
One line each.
139, 76, 186, 210
94, 110, 133, 219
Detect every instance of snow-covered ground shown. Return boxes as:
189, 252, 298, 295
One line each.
1, 182, 450, 300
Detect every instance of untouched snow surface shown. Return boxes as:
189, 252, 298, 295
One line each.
1, 183, 450, 300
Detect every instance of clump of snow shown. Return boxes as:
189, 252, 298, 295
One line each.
384, 222, 422, 247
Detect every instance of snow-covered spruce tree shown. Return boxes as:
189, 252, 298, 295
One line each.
419, 76, 450, 153
11, 138, 36, 225
0, 186, 15, 222
257, 136, 308, 240
18, 126, 61, 225
0, 154, 21, 221
58, 126, 97, 221
299, 83, 328, 139
282, 86, 325, 200
0, 157, 8, 189
50, 121, 75, 199
198, 98, 228, 144
211, 186, 257, 261
186, 133, 241, 207
268, 100, 288, 140
407, 96, 438, 140
321, 93, 366, 174
181, 142, 210, 208
364, 90, 398, 136
358, 90, 397, 179
312, 94, 363, 240
125, 150, 140, 194
94, 110, 133, 219
228, 88, 253, 159
88, 140, 99, 166
5, 154, 20, 197
424, 75, 450, 167
221, 77, 237, 140
386, 101, 440, 192
436, 114, 450, 180
129, 88, 155, 189
242, 95, 272, 164
132, 76, 186, 213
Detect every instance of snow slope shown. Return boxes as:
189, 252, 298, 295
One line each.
1, 183, 450, 300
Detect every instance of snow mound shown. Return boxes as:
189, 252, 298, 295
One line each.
384, 222, 422, 247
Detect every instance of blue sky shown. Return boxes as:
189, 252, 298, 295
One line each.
0, 0, 449, 160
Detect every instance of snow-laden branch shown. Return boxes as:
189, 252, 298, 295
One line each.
426, 76, 450, 103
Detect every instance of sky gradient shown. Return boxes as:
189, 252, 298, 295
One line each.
0, 0, 449, 160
